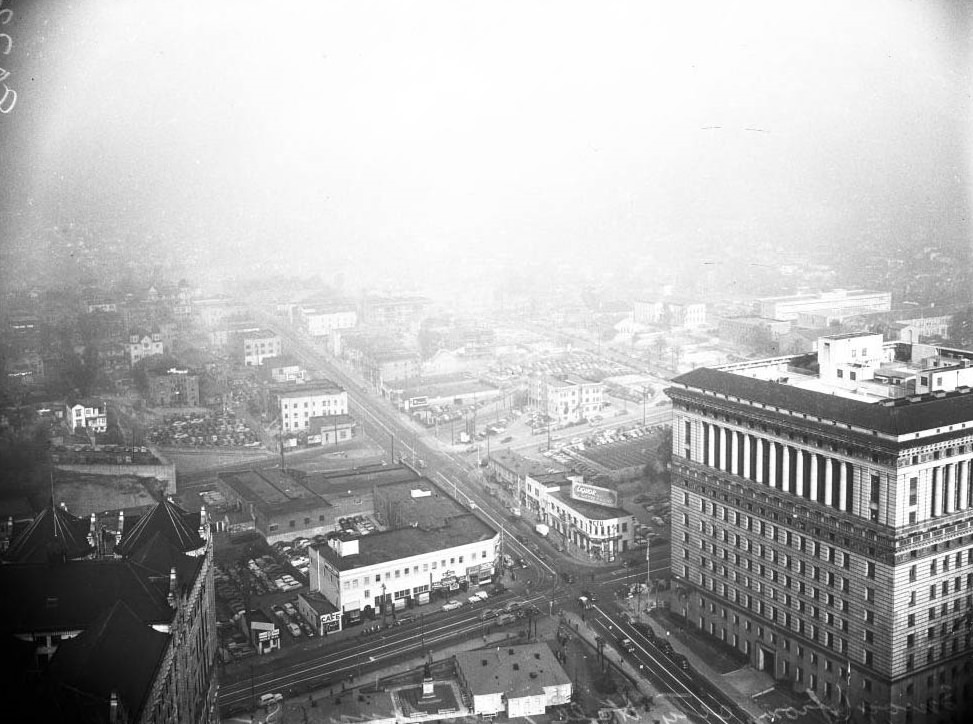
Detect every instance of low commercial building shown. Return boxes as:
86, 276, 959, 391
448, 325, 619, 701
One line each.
260, 356, 305, 383
242, 610, 280, 655
756, 289, 891, 322
218, 468, 334, 543
276, 381, 348, 433
309, 513, 499, 628
454, 643, 572, 718
298, 590, 342, 635
520, 472, 640, 560
218, 464, 417, 544
307, 414, 356, 445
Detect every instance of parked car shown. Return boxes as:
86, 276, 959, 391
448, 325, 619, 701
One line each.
259, 693, 283, 706
442, 600, 463, 612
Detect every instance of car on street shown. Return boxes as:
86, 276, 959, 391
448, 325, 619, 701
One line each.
442, 600, 463, 612
619, 637, 637, 653
671, 653, 691, 671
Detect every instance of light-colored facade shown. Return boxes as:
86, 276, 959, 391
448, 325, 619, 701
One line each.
300, 304, 358, 337
241, 330, 282, 366
67, 400, 107, 433
526, 476, 638, 561
278, 382, 348, 432
635, 298, 707, 329
308, 515, 499, 627
528, 374, 604, 425
454, 644, 572, 718
127, 330, 165, 365
666, 333, 973, 723
757, 289, 892, 322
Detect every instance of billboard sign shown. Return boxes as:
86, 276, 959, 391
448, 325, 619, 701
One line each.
570, 481, 619, 508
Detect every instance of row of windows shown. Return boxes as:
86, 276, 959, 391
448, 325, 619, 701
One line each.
688, 492, 853, 567
284, 399, 340, 409
340, 550, 490, 589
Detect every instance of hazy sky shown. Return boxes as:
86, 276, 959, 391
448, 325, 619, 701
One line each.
1, 0, 970, 287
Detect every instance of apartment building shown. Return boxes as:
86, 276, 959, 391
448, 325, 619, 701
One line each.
241, 329, 282, 366
276, 382, 348, 432
666, 333, 973, 722
528, 374, 604, 425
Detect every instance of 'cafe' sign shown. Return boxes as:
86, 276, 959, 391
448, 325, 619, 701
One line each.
570, 481, 618, 507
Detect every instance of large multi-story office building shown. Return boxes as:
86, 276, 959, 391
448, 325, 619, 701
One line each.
666, 333, 973, 722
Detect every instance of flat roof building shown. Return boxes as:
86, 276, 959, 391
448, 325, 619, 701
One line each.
454, 643, 572, 718
309, 508, 499, 628
666, 333, 973, 722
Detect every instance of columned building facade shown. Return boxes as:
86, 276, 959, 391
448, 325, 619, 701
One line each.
667, 337, 973, 723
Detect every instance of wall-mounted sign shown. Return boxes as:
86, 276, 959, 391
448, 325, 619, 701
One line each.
570, 481, 618, 508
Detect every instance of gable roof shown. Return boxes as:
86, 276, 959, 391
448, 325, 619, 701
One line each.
0, 559, 175, 633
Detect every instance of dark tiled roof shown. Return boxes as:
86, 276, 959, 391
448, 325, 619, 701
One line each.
0, 560, 174, 633
127, 530, 204, 587
115, 497, 203, 556
4, 504, 93, 563
672, 367, 973, 435
48, 599, 169, 721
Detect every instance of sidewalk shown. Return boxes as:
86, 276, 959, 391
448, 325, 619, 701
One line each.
560, 609, 685, 723
644, 604, 775, 723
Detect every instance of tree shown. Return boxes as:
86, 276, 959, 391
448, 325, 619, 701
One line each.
948, 306, 973, 347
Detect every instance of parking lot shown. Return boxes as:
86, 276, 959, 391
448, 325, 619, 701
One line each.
215, 536, 319, 663
147, 410, 261, 447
